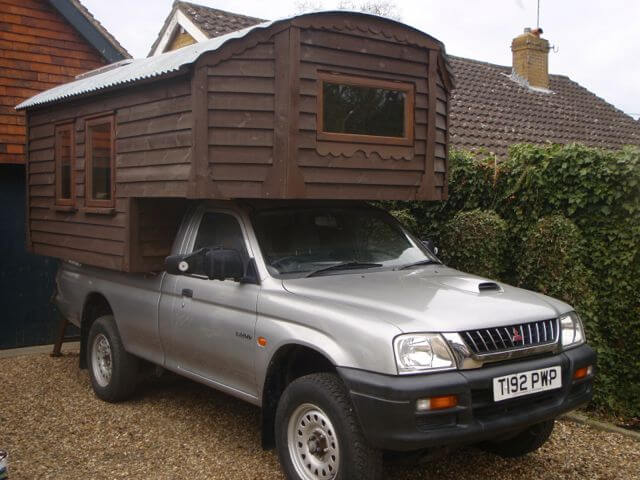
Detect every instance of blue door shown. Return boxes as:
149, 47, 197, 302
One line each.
0, 165, 66, 349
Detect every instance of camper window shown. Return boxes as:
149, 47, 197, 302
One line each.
55, 123, 74, 206
317, 72, 415, 146
85, 116, 115, 208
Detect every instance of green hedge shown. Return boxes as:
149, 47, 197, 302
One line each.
516, 215, 594, 309
439, 210, 508, 279
389, 144, 640, 418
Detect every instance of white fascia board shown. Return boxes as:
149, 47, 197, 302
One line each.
152, 9, 209, 56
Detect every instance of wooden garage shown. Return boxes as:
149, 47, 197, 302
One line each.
17, 11, 454, 272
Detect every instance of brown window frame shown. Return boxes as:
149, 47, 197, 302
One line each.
85, 115, 115, 208
54, 122, 75, 206
316, 72, 415, 146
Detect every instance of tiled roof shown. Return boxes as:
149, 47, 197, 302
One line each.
177, 1, 264, 39
449, 56, 640, 157
51, 0, 130, 61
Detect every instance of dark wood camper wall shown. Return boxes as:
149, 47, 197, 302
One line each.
25, 15, 451, 272
26, 78, 191, 270
199, 33, 278, 198
200, 16, 450, 201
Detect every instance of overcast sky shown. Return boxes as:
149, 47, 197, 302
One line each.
83, 0, 640, 119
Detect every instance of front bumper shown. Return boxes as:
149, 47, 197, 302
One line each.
338, 343, 596, 451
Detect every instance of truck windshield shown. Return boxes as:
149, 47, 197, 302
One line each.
252, 207, 436, 277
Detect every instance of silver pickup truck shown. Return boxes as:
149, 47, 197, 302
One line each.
55, 200, 596, 480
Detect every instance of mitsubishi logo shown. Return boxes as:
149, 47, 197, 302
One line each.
512, 327, 523, 343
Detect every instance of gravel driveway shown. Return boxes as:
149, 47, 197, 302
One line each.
0, 351, 638, 480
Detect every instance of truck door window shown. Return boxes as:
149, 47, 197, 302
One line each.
192, 212, 249, 264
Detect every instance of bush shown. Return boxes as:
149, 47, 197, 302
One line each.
439, 209, 508, 279
393, 144, 640, 418
380, 149, 502, 242
516, 215, 593, 309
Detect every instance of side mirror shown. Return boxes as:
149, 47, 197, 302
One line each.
204, 248, 244, 281
165, 247, 244, 281
421, 239, 439, 256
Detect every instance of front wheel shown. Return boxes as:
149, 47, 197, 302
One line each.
275, 373, 382, 480
87, 315, 138, 402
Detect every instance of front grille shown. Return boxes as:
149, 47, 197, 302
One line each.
461, 318, 558, 355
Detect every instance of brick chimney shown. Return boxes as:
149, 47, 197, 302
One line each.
511, 27, 550, 89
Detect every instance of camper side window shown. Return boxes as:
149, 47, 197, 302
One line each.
85, 116, 115, 208
317, 72, 415, 146
55, 123, 74, 206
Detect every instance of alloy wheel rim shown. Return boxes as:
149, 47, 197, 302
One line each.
91, 333, 112, 387
287, 403, 340, 480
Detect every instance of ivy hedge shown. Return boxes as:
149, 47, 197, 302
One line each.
439, 210, 508, 279
385, 143, 640, 418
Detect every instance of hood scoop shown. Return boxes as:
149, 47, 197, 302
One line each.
435, 276, 503, 294
478, 282, 501, 292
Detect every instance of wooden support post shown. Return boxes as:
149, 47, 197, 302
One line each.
50, 313, 69, 357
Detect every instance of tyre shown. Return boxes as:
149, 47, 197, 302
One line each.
481, 419, 555, 457
275, 373, 382, 480
87, 315, 138, 402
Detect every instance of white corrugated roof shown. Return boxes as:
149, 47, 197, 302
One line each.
16, 19, 276, 110
16, 11, 451, 110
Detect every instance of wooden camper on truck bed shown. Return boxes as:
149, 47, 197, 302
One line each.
17, 11, 454, 273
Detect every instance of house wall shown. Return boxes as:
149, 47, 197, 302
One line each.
26, 76, 192, 271
168, 31, 196, 51
0, 0, 107, 165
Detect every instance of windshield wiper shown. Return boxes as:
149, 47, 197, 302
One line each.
399, 259, 441, 270
306, 261, 383, 277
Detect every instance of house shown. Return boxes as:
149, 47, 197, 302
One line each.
148, 0, 264, 56
448, 28, 640, 158
17, 10, 453, 273
150, 2, 640, 159
0, 0, 129, 349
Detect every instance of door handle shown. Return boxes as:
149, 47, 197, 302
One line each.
181, 288, 193, 298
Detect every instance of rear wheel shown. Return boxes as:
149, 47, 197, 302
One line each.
87, 315, 138, 402
481, 419, 555, 457
275, 373, 382, 480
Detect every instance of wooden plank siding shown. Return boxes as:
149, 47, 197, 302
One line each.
202, 24, 449, 201
205, 40, 277, 197
127, 197, 189, 272
294, 28, 433, 200
27, 76, 192, 270
0, 0, 108, 164
24, 15, 451, 272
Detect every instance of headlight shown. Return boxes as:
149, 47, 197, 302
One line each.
560, 312, 585, 348
393, 333, 456, 374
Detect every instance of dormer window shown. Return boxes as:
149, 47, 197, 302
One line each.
317, 72, 415, 146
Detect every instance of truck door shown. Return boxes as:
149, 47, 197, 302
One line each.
158, 209, 259, 399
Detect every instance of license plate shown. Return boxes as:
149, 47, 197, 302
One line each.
493, 366, 562, 402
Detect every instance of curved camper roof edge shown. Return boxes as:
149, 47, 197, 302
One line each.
16, 11, 453, 111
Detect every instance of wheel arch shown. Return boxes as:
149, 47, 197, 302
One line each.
79, 291, 114, 369
260, 342, 340, 450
